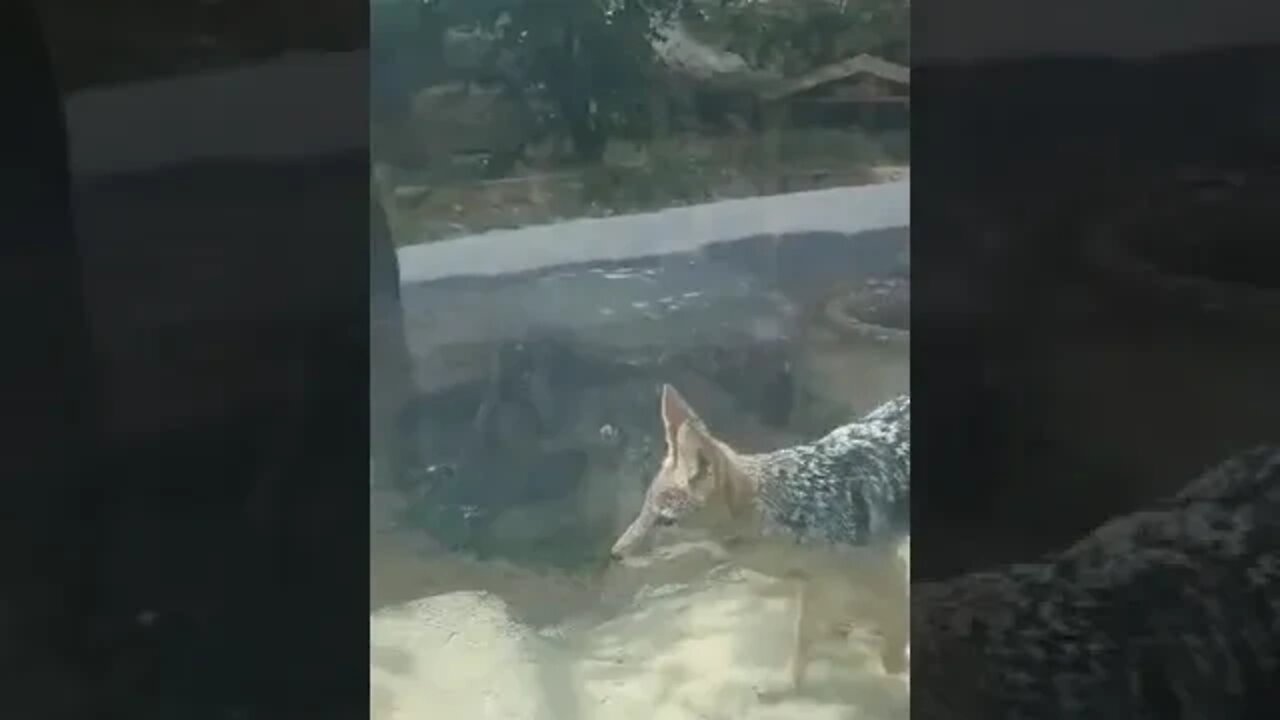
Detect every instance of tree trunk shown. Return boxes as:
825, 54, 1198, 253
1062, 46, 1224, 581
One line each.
370, 187, 415, 489
548, 27, 606, 163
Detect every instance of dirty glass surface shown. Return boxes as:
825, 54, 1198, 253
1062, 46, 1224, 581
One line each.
370, 2, 910, 717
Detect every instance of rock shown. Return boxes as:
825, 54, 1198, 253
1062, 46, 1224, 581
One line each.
576, 564, 910, 720
369, 569, 908, 720
823, 277, 910, 338
370, 592, 564, 720
1083, 167, 1280, 323
371, 190, 416, 490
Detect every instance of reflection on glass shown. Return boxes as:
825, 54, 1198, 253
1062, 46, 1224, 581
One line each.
371, 1, 909, 717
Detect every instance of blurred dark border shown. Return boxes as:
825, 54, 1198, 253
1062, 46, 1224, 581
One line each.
911, 0, 1279, 717
912, 0, 1279, 574
10, 1, 373, 717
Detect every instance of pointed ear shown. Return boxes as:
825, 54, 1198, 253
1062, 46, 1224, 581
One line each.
660, 384, 701, 448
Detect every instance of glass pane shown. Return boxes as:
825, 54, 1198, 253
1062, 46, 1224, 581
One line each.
371, 2, 910, 716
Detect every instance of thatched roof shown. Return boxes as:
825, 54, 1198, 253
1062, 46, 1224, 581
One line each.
761, 54, 909, 102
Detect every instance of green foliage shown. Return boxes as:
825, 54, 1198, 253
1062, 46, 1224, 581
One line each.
418, 0, 684, 161
779, 127, 889, 165
581, 143, 716, 209
373, 0, 909, 173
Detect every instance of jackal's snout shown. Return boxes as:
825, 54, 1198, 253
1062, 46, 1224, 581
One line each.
609, 506, 657, 560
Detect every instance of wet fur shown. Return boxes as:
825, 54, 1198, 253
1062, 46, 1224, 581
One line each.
913, 445, 1280, 719
611, 385, 911, 689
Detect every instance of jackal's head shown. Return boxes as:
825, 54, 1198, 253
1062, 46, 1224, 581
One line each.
610, 384, 746, 560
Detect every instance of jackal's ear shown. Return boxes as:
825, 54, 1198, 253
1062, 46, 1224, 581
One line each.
660, 384, 701, 448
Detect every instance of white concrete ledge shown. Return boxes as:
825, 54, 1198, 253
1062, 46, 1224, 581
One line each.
397, 181, 910, 284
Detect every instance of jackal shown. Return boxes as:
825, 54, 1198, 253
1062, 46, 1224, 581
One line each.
611, 384, 911, 690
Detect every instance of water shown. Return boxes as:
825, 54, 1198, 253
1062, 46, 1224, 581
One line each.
372, 221, 909, 719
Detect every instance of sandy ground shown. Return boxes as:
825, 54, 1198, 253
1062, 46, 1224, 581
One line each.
371, 498, 909, 720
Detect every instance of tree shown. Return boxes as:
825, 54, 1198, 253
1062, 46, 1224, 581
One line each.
419, 0, 683, 163
373, 0, 909, 164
